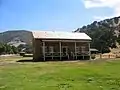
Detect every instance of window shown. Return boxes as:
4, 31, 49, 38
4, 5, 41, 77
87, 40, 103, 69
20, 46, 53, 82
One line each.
49, 46, 54, 53
45, 46, 54, 53
81, 46, 86, 53
63, 48, 66, 53
76, 47, 79, 53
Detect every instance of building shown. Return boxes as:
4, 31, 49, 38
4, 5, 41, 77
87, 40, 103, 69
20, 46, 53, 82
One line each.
32, 31, 92, 61
90, 48, 99, 54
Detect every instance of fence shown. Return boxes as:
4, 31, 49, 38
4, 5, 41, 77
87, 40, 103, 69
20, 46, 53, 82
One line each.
96, 54, 117, 59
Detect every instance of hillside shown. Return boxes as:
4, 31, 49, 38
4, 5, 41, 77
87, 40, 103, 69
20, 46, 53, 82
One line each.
75, 16, 120, 53
0, 30, 33, 45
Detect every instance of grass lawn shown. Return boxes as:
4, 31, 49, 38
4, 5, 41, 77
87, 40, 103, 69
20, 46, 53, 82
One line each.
0, 56, 120, 90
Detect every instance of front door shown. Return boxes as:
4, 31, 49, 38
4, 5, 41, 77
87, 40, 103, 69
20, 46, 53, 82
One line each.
62, 46, 67, 55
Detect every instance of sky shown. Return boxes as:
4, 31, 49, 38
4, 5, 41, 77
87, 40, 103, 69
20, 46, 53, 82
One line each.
0, 0, 120, 32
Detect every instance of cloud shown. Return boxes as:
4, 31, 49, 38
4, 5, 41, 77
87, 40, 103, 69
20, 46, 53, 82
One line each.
83, 0, 120, 20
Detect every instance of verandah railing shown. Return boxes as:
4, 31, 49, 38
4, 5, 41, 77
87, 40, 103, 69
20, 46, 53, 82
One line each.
44, 51, 90, 59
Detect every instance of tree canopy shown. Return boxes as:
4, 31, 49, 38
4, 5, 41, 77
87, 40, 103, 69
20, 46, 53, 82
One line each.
0, 43, 18, 55
75, 16, 120, 53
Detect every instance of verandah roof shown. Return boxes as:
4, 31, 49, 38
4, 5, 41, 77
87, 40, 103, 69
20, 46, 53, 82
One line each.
32, 31, 92, 40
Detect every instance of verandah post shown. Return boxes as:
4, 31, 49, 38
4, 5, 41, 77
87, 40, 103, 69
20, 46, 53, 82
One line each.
59, 41, 62, 60
75, 42, 77, 60
89, 42, 91, 60
43, 41, 45, 61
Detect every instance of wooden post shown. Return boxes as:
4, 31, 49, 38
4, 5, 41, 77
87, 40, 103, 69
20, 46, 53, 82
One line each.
89, 42, 91, 60
52, 52, 53, 60
109, 54, 110, 58
75, 42, 77, 60
43, 42, 45, 61
59, 42, 62, 60
100, 54, 102, 59
83, 55, 84, 60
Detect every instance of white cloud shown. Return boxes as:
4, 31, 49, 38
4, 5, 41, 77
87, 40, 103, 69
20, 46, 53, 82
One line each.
83, 0, 120, 20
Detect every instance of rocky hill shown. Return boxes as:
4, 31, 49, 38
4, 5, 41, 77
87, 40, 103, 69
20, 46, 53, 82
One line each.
0, 30, 33, 46
75, 16, 120, 53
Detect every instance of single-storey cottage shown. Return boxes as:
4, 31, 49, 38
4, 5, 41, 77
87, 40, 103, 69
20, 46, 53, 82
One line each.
32, 31, 92, 61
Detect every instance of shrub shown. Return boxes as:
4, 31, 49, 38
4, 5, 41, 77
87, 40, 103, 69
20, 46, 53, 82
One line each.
19, 52, 25, 56
116, 55, 120, 58
91, 54, 96, 59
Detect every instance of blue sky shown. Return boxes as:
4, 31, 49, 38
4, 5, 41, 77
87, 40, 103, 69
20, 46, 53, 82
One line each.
0, 0, 117, 32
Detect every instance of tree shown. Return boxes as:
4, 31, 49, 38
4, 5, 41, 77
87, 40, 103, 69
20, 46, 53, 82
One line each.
0, 43, 19, 55
11, 46, 18, 54
17, 44, 26, 52
17, 44, 33, 54
77, 18, 118, 53
0, 43, 5, 54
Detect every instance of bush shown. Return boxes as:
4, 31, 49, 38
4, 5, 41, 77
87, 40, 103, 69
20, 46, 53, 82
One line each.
116, 55, 120, 58
19, 52, 25, 56
0, 43, 18, 54
91, 54, 96, 59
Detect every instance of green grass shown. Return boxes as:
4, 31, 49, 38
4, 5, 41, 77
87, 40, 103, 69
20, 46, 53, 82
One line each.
0, 56, 120, 90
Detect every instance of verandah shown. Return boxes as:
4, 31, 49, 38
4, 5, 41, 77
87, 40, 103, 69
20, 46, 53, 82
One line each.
41, 40, 91, 61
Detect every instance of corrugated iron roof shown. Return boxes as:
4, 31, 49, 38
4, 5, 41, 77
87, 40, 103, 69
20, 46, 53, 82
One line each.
32, 31, 92, 40
90, 48, 98, 52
